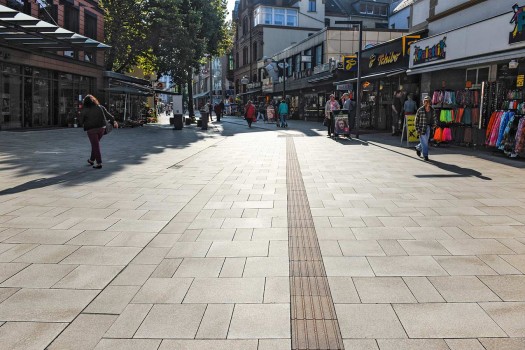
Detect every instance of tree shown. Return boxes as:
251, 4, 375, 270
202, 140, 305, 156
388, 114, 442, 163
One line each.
100, 0, 152, 72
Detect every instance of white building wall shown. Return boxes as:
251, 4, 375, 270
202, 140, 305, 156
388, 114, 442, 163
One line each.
389, 7, 410, 29
295, 0, 325, 28
412, 0, 429, 29
262, 27, 318, 57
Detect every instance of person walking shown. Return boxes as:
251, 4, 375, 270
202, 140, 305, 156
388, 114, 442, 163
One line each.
244, 100, 256, 128
325, 94, 340, 137
415, 95, 437, 161
391, 90, 404, 135
404, 93, 417, 115
78, 94, 118, 169
218, 100, 225, 121
256, 101, 265, 122
278, 99, 289, 128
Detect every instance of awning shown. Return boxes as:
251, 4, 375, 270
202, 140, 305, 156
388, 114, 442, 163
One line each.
0, 4, 109, 51
193, 91, 210, 99
308, 72, 334, 83
407, 48, 525, 75
333, 68, 406, 85
154, 89, 181, 96
103, 86, 151, 96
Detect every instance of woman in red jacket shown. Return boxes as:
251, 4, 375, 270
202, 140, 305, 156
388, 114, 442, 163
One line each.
244, 100, 256, 128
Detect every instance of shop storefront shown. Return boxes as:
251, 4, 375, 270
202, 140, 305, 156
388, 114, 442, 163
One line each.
407, 8, 525, 156
334, 31, 427, 132
0, 4, 108, 130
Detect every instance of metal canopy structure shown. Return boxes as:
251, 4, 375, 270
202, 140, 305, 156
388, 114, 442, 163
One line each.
0, 4, 110, 52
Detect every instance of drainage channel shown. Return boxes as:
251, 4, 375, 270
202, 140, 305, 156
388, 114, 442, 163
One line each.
286, 137, 344, 350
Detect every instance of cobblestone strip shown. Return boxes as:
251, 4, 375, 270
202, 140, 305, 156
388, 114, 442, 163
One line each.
286, 137, 344, 350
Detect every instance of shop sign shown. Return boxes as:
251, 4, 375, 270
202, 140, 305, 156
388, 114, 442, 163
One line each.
401, 115, 418, 145
369, 51, 401, 68
412, 36, 447, 65
336, 83, 353, 91
247, 81, 262, 89
262, 78, 273, 93
517, 74, 525, 87
342, 55, 357, 71
510, 4, 525, 44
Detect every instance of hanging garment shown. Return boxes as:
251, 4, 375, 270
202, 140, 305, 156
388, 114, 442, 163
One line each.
485, 111, 501, 142
515, 117, 525, 154
434, 127, 443, 142
488, 113, 502, 146
499, 112, 516, 151
464, 127, 473, 144
442, 128, 453, 141
463, 108, 472, 125
496, 111, 513, 148
471, 108, 480, 125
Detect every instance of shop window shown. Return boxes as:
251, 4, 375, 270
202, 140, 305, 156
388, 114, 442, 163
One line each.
466, 66, 490, 86
84, 12, 97, 40
286, 57, 293, 77
294, 54, 301, 73
308, 0, 316, 12
84, 51, 96, 64
314, 44, 323, 67
304, 49, 312, 69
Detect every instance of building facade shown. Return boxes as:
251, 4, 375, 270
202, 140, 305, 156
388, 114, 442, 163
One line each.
0, 0, 108, 129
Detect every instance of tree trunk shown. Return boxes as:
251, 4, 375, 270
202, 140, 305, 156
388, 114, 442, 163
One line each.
187, 75, 194, 117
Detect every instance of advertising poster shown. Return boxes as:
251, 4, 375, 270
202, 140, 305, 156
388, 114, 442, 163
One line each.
333, 111, 350, 136
401, 114, 418, 146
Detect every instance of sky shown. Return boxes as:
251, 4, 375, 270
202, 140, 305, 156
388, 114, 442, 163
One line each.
226, 0, 237, 19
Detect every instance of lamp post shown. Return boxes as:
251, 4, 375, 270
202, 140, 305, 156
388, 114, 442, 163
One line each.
278, 59, 289, 101
335, 20, 362, 138
209, 56, 213, 113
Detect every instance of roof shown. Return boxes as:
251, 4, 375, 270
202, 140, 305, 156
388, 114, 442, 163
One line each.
0, 4, 109, 52
327, 0, 394, 16
393, 0, 415, 14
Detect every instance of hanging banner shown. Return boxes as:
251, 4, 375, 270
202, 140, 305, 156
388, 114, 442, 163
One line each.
401, 114, 418, 146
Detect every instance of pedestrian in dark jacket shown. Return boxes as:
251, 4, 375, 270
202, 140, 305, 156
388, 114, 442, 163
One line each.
78, 94, 118, 169
414, 95, 437, 161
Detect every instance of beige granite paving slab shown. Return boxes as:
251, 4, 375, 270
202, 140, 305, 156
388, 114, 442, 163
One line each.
394, 303, 507, 338
353, 277, 417, 303
166, 242, 212, 258
106, 232, 157, 247
150, 258, 182, 278
48, 314, 117, 350
434, 256, 497, 275
398, 240, 450, 255
94, 339, 161, 350
146, 233, 181, 247
107, 219, 167, 232
0, 288, 98, 322
335, 304, 407, 339
53, 265, 123, 289
207, 241, 269, 257
501, 254, 525, 273
228, 303, 290, 339
61, 246, 141, 265
264, 277, 290, 303
368, 256, 447, 276
377, 339, 450, 349
104, 303, 153, 338
438, 239, 515, 255
342, 339, 378, 349
323, 257, 375, 276
134, 304, 206, 338
243, 257, 289, 277
196, 304, 234, 339
478, 255, 522, 274
184, 277, 264, 303
14, 244, 78, 263
338, 240, 385, 256
428, 276, 500, 302
459, 225, 525, 239
479, 275, 525, 301
0, 287, 19, 303
0, 321, 67, 350
2, 263, 76, 288
196, 228, 236, 241
65, 230, 120, 246
219, 257, 245, 277
0, 262, 29, 283
444, 338, 485, 350
110, 264, 156, 286
132, 277, 193, 303
352, 227, 413, 240
479, 338, 525, 350
5, 228, 82, 244
327, 277, 361, 303
84, 285, 140, 314
159, 339, 258, 350
480, 302, 525, 337
173, 257, 224, 277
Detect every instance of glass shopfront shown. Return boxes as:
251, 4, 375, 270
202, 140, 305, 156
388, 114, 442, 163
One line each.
0, 63, 95, 129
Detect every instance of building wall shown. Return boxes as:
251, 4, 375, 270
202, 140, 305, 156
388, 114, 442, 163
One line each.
411, 0, 430, 30
389, 7, 410, 29
262, 26, 321, 57
295, 0, 325, 28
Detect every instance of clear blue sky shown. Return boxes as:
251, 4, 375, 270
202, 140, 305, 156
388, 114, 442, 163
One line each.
226, 0, 236, 18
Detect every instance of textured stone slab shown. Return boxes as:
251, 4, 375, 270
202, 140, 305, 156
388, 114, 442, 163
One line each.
428, 276, 500, 302
377, 339, 450, 350
110, 264, 156, 286
48, 314, 117, 350
480, 302, 525, 337
353, 277, 417, 303
94, 339, 161, 350
335, 304, 407, 339
14, 244, 78, 263
322, 257, 375, 276
0, 288, 98, 322
0, 321, 67, 350
368, 256, 447, 276
394, 303, 506, 338
60, 246, 141, 265
0, 262, 29, 283
173, 258, 224, 277
184, 277, 264, 303
5, 228, 82, 244
228, 304, 290, 339
132, 278, 192, 303
104, 303, 153, 338
196, 304, 234, 339
207, 241, 269, 257
84, 285, 139, 314
433, 256, 497, 275
159, 340, 258, 350
243, 257, 289, 277
479, 275, 525, 301
2, 263, 76, 288
166, 242, 212, 258
134, 304, 206, 338
53, 265, 123, 289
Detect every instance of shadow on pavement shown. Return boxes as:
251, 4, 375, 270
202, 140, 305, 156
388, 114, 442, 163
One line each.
416, 159, 492, 180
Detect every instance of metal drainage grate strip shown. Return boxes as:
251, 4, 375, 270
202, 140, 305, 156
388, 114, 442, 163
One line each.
286, 138, 344, 350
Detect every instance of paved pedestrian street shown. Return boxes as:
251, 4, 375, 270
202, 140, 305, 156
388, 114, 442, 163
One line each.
1, 117, 525, 350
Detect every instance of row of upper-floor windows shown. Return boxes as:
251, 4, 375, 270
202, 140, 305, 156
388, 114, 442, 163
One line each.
6, 0, 98, 39
253, 6, 298, 27
359, 2, 388, 17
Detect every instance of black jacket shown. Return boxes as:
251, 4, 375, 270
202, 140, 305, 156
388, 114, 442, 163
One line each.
79, 105, 114, 131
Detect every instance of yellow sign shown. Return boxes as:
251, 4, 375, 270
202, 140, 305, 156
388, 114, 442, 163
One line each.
517, 74, 524, 87
343, 55, 357, 71
406, 115, 418, 142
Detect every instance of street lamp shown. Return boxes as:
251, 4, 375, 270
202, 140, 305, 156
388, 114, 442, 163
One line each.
277, 59, 289, 100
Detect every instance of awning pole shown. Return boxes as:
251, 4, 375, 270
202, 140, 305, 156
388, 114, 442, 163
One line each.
124, 94, 128, 120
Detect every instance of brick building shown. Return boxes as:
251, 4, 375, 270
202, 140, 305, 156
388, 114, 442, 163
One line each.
0, 0, 108, 129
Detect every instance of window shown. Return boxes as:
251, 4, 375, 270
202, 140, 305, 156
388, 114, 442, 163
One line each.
37, 0, 58, 24
252, 42, 258, 61
466, 66, 490, 85
64, 5, 79, 32
242, 47, 248, 66
84, 13, 97, 40
274, 9, 285, 25
308, 0, 316, 12
324, 18, 330, 27
359, 3, 388, 17
228, 54, 234, 71
84, 51, 96, 64
294, 54, 301, 73
314, 44, 323, 67
243, 16, 249, 36
304, 49, 312, 69
253, 6, 298, 27
7, 0, 30, 15
286, 57, 293, 77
